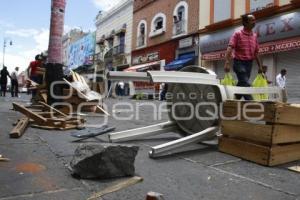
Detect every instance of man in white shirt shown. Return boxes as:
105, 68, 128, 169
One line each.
118, 81, 125, 96
276, 69, 287, 102
11, 67, 19, 97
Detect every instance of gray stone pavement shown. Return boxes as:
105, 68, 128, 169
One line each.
0, 95, 300, 200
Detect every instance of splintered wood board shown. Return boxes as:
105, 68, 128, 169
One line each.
222, 100, 300, 125
288, 166, 300, 173
13, 103, 47, 124
221, 120, 300, 145
10, 118, 30, 138
219, 137, 300, 166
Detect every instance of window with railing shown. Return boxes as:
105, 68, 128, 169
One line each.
138, 35, 145, 47
173, 20, 186, 35
149, 13, 166, 38
137, 20, 147, 47
173, 2, 188, 36
113, 44, 125, 55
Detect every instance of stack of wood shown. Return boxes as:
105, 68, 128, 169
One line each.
62, 70, 109, 115
10, 101, 85, 138
219, 100, 300, 166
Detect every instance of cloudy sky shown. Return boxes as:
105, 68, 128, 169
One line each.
0, 0, 123, 73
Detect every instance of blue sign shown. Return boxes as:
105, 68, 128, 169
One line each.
68, 32, 96, 69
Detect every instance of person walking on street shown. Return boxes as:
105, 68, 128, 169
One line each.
276, 69, 287, 103
10, 67, 19, 97
0, 67, 11, 97
224, 14, 262, 100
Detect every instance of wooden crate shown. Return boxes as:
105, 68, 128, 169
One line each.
222, 100, 300, 126
219, 136, 300, 166
221, 120, 300, 145
219, 100, 300, 166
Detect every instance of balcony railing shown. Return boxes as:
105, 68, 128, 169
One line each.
137, 35, 146, 47
173, 20, 186, 36
113, 44, 125, 55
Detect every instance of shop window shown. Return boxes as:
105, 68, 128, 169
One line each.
249, 0, 275, 12
137, 20, 147, 47
173, 1, 188, 36
212, 0, 231, 23
150, 13, 166, 38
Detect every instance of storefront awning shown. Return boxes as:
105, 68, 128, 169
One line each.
165, 52, 195, 71
124, 60, 161, 72
164, 57, 195, 71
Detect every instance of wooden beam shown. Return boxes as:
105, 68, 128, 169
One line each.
222, 120, 300, 145
219, 136, 270, 166
13, 103, 47, 124
221, 120, 273, 145
10, 118, 30, 138
38, 101, 68, 117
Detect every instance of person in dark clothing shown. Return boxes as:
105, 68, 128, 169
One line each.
0, 67, 11, 97
10, 67, 19, 97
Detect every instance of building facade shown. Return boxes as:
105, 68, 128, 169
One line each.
198, 0, 300, 101
94, 0, 133, 94
131, 0, 200, 73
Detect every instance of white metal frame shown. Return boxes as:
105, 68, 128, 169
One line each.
107, 70, 283, 157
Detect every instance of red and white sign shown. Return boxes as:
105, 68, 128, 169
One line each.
259, 37, 300, 54
202, 37, 300, 61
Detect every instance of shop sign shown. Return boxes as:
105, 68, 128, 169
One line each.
259, 37, 300, 54
200, 11, 300, 54
202, 37, 300, 60
179, 37, 193, 49
132, 51, 159, 65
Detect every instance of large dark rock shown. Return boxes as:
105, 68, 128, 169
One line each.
70, 143, 139, 179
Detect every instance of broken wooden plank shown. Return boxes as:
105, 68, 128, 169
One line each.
63, 78, 90, 100
270, 143, 300, 166
275, 105, 300, 126
0, 157, 10, 162
31, 123, 79, 130
222, 100, 300, 125
25, 104, 45, 110
96, 105, 109, 116
221, 120, 300, 145
288, 166, 300, 173
219, 136, 270, 166
219, 136, 300, 166
86, 176, 143, 200
13, 103, 47, 124
221, 120, 272, 145
38, 101, 68, 117
10, 118, 30, 138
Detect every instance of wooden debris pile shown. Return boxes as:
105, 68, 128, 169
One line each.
10, 70, 108, 139
62, 70, 109, 115
219, 100, 300, 166
26, 69, 108, 115
10, 101, 85, 138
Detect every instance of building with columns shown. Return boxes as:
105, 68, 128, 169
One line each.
94, 0, 134, 94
